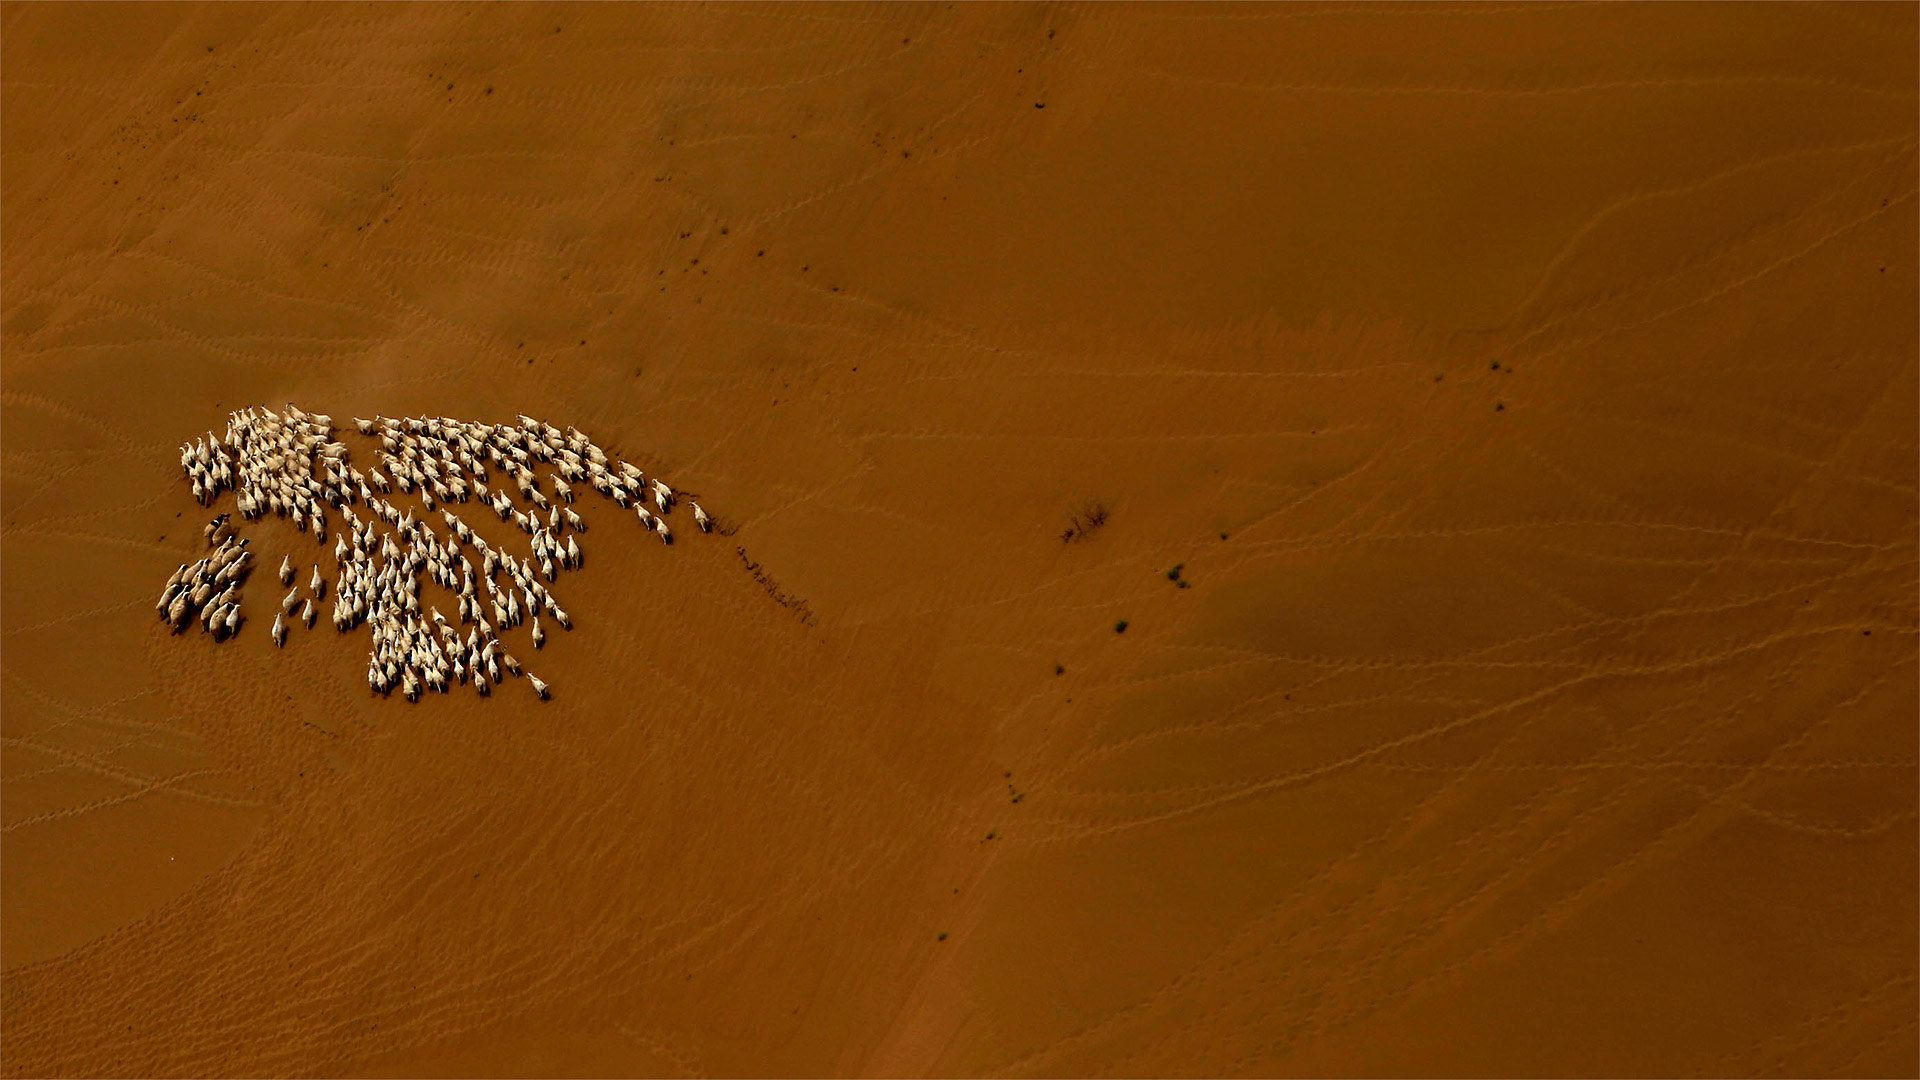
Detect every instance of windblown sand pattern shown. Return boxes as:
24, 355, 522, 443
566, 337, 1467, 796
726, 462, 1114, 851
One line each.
166, 405, 711, 701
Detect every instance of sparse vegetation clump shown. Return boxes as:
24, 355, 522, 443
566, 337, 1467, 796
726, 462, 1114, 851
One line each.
1060, 501, 1109, 543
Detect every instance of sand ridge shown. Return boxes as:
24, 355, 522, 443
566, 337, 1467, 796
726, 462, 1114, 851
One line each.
2, 3, 1915, 1076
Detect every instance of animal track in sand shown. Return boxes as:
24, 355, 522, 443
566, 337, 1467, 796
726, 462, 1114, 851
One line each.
163, 404, 716, 701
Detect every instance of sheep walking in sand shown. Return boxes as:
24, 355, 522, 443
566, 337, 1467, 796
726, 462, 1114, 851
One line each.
162, 404, 714, 701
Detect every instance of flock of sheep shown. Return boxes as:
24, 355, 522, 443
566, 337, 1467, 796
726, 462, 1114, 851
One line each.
162, 404, 711, 701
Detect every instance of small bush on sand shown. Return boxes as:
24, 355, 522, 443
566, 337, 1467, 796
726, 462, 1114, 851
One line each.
1060, 501, 1109, 543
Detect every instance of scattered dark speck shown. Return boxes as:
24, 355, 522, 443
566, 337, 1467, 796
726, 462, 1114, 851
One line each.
1490, 360, 1500, 370
757, 250, 765, 256
937, 932, 948, 941
1166, 564, 1183, 581
1054, 663, 1064, 675
1034, 102, 1045, 108
1115, 619, 1128, 634
1495, 402, 1505, 411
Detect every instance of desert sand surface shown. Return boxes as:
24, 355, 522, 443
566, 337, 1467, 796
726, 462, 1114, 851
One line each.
2, 3, 1915, 1076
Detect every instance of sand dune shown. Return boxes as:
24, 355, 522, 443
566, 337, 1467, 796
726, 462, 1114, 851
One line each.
3, 3, 1915, 1076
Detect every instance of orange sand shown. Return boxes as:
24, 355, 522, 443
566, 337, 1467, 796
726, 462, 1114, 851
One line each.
3, 3, 1915, 1076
